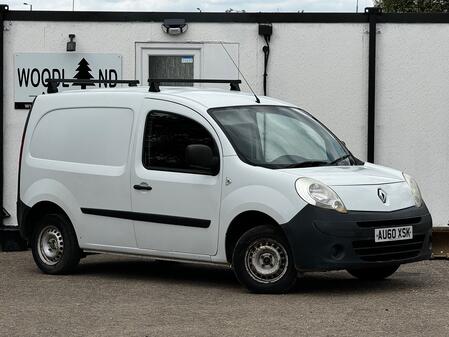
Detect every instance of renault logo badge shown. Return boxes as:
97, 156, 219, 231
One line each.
377, 188, 387, 204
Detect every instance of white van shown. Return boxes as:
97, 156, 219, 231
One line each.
17, 83, 432, 293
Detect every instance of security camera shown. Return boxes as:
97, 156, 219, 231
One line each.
67, 34, 76, 52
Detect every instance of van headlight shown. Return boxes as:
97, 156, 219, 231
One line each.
403, 173, 423, 207
295, 178, 347, 213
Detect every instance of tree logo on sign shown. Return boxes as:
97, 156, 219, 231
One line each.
73, 58, 94, 89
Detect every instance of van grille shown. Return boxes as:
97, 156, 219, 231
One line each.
352, 234, 425, 262
357, 217, 421, 228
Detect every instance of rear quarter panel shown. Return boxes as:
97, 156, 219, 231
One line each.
20, 93, 144, 247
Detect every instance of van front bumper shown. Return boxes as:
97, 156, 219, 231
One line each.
281, 204, 432, 272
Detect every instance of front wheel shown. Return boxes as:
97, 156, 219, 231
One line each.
31, 213, 81, 274
232, 225, 297, 293
347, 265, 400, 280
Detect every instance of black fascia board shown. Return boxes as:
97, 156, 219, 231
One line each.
378, 13, 449, 23
5, 10, 449, 24
4, 10, 369, 23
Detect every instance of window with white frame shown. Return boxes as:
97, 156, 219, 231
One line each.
135, 42, 239, 89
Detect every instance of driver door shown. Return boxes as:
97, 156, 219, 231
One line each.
131, 99, 222, 256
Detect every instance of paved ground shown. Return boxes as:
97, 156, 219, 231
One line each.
1, 252, 449, 337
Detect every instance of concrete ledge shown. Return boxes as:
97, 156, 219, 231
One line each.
0, 225, 28, 252
432, 227, 449, 259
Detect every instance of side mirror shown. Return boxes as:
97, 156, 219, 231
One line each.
185, 144, 217, 173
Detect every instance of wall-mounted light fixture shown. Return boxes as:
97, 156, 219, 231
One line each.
67, 34, 76, 52
161, 19, 188, 36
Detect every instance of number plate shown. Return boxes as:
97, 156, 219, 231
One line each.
374, 226, 413, 243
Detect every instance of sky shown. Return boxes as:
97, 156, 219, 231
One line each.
7, 0, 374, 12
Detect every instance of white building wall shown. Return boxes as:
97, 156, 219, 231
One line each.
269, 23, 369, 158
376, 23, 449, 227
2, 20, 448, 226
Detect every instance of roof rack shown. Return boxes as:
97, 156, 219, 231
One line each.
45, 79, 140, 94
148, 79, 241, 93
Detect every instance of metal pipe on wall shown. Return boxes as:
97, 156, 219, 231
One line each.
0, 4, 7, 225
365, 7, 382, 163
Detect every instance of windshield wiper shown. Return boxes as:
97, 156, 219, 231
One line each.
284, 160, 330, 168
282, 155, 352, 169
328, 154, 351, 166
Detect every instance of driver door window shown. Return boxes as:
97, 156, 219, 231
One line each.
142, 111, 219, 175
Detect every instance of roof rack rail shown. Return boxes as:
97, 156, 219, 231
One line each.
148, 79, 241, 93
45, 79, 140, 94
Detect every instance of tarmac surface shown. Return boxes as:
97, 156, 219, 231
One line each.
1, 251, 448, 337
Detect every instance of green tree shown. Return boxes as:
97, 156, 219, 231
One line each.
375, 0, 449, 12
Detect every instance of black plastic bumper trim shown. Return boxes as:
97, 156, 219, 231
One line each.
281, 204, 432, 272
16, 199, 31, 239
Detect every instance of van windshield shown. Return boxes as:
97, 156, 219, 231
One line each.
208, 105, 353, 169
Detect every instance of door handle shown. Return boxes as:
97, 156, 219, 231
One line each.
133, 182, 153, 191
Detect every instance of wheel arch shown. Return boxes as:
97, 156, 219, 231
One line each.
21, 201, 71, 241
225, 210, 283, 263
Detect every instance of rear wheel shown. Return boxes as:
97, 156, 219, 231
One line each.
232, 225, 297, 293
31, 213, 81, 274
347, 265, 399, 280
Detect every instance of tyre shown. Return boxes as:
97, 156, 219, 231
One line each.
31, 213, 81, 274
232, 225, 297, 293
347, 265, 399, 280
